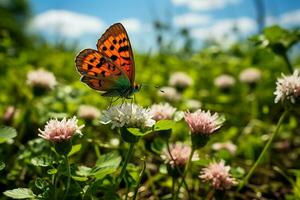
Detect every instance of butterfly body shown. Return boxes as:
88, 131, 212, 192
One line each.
75, 23, 139, 98
100, 75, 140, 97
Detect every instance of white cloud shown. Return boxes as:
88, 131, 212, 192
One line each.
31, 9, 105, 38
266, 9, 300, 27
173, 13, 211, 27
171, 0, 240, 11
120, 18, 143, 33
279, 9, 300, 25
191, 17, 256, 46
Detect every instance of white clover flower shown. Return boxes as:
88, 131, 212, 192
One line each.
169, 72, 193, 90
274, 70, 300, 104
158, 86, 181, 102
27, 69, 57, 90
150, 103, 176, 121
214, 74, 236, 89
184, 109, 223, 135
78, 105, 100, 120
101, 103, 155, 129
38, 116, 84, 142
199, 160, 237, 190
212, 142, 237, 155
239, 68, 261, 84
185, 99, 202, 111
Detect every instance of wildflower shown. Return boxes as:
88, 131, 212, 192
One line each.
274, 70, 300, 104
214, 74, 236, 89
3, 106, 16, 124
27, 69, 56, 90
212, 142, 237, 155
169, 72, 193, 91
184, 109, 223, 135
161, 143, 198, 168
101, 103, 155, 129
38, 116, 84, 142
239, 68, 261, 84
150, 103, 176, 121
199, 160, 237, 190
78, 105, 100, 120
158, 86, 181, 102
185, 99, 202, 111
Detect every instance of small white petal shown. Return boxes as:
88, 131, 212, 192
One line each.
101, 103, 155, 129
274, 70, 300, 104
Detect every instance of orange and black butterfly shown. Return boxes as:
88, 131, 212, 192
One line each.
75, 23, 140, 98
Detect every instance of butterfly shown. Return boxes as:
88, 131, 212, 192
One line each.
75, 23, 140, 98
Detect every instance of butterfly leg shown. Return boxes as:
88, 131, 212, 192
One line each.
108, 97, 122, 108
131, 97, 134, 106
108, 97, 114, 108
112, 97, 122, 106
120, 98, 126, 107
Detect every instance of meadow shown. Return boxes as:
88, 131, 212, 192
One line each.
1, 2, 300, 200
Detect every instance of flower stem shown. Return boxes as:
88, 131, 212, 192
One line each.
282, 53, 293, 74
63, 156, 71, 200
53, 162, 62, 200
238, 109, 288, 191
124, 178, 130, 200
52, 173, 57, 200
116, 142, 135, 189
172, 176, 176, 198
166, 141, 191, 200
94, 145, 101, 159
132, 159, 146, 200
174, 148, 195, 200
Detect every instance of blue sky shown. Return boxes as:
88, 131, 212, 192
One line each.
29, 0, 300, 52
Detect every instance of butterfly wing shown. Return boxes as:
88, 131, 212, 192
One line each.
96, 23, 135, 84
75, 23, 136, 97
75, 49, 127, 92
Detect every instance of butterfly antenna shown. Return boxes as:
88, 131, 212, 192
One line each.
153, 85, 165, 93
141, 83, 165, 93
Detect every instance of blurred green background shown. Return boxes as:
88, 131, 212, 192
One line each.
1, 0, 300, 199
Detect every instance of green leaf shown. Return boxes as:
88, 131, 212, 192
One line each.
154, 120, 175, 131
0, 161, 5, 171
76, 166, 92, 177
126, 164, 140, 183
72, 175, 88, 182
0, 126, 17, 144
91, 167, 116, 180
3, 188, 36, 199
90, 152, 122, 180
120, 127, 140, 143
35, 178, 48, 190
126, 128, 152, 136
47, 168, 57, 175
258, 25, 300, 54
231, 167, 245, 179
31, 155, 52, 167
264, 25, 288, 43
68, 144, 82, 157
96, 151, 121, 168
